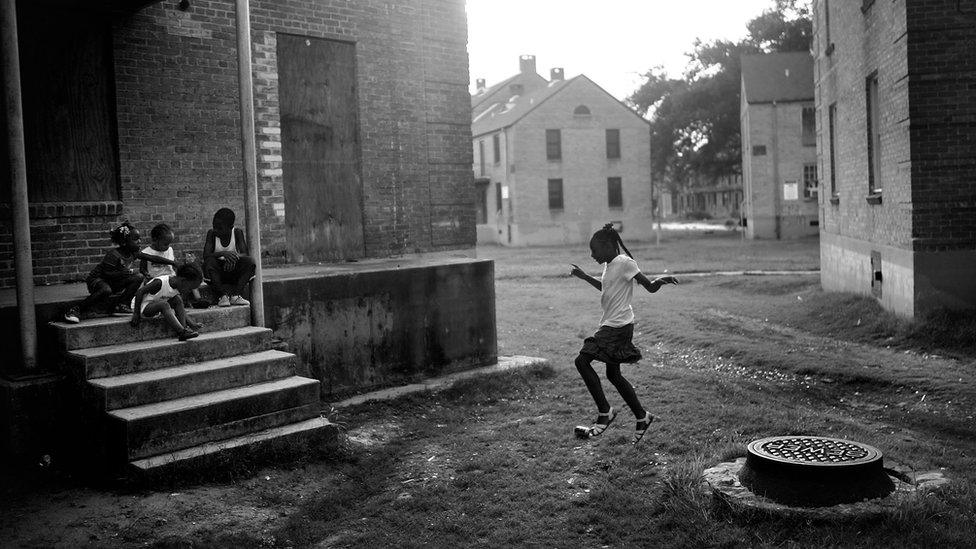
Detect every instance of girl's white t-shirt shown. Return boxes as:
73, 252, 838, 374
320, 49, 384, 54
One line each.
599, 254, 641, 327
141, 246, 176, 279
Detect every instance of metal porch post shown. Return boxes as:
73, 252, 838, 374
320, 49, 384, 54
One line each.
234, 0, 265, 326
1, 0, 37, 369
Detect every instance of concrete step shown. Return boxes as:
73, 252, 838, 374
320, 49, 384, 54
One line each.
128, 416, 339, 477
50, 306, 251, 351
109, 376, 321, 460
87, 350, 299, 410
68, 326, 274, 379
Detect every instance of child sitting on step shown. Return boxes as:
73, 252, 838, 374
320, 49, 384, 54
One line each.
202, 208, 255, 308
64, 222, 171, 324
141, 223, 205, 322
130, 263, 204, 341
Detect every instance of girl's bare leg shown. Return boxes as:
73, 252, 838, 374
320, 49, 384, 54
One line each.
169, 295, 191, 330
606, 363, 645, 418
142, 301, 183, 334
575, 353, 610, 413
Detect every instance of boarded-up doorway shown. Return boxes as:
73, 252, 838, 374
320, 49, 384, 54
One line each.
277, 34, 364, 262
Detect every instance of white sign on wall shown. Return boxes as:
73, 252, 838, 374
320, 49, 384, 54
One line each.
783, 180, 799, 201
501, 186, 509, 199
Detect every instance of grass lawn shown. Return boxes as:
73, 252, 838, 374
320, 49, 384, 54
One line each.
2, 234, 974, 548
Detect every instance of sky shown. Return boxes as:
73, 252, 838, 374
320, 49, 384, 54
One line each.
466, 0, 777, 101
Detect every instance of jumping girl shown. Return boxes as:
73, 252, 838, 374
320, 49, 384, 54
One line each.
130, 263, 204, 341
570, 224, 678, 445
64, 223, 146, 323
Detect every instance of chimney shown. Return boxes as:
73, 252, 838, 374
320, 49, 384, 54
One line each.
476, 78, 486, 91
550, 68, 564, 81
519, 54, 536, 75
509, 83, 524, 96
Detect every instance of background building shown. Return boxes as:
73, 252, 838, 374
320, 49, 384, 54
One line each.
661, 174, 744, 221
740, 52, 820, 239
813, 0, 976, 317
471, 58, 654, 246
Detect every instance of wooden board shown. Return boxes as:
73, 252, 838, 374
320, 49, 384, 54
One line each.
1, 6, 120, 203
277, 34, 364, 262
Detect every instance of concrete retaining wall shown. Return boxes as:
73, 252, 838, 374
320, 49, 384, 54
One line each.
263, 258, 497, 398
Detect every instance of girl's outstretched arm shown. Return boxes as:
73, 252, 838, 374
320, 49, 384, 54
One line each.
570, 264, 602, 291
134, 251, 177, 266
634, 272, 679, 293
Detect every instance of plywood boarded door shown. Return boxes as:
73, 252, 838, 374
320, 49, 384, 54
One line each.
278, 35, 364, 262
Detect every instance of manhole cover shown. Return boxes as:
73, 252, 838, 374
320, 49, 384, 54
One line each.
739, 436, 893, 507
748, 436, 881, 468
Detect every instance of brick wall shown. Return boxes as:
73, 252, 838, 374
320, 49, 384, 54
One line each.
904, 0, 976, 252
0, 0, 473, 288
813, 0, 911, 249
814, 0, 976, 316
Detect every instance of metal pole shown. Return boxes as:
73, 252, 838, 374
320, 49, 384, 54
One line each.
649, 126, 659, 245
1, 0, 37, 370
234, 0, 265, 326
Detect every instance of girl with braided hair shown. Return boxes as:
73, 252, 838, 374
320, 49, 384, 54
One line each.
570, 223, 678, 444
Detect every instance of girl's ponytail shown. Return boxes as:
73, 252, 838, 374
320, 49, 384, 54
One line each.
601, 223, 633, 259
109, 222, 134, 245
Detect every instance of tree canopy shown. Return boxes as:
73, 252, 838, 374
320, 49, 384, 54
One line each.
628, 0, 812, 191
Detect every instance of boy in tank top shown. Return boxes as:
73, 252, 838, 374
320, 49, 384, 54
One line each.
202, 208, 256, 307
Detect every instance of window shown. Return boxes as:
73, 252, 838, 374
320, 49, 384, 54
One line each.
546, 129, 561, 160
573, 105, 590, 115
478, 140, 485, 176
824, 0, 833, 55
548, 179, 564, 209
607, 177, 622, 208
866, 73, 881, 193
492, 134, 500, 164
801, 106, 816, 146
752, 145, 767, 156
803, 164, 819, 199
495, 182, 503, 213
606, 129, 621, 159
828, 103, 837, 196
475, 180, 488, 224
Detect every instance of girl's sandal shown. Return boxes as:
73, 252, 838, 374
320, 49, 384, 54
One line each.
632, 412, 655, 445
575, 407, 618, 439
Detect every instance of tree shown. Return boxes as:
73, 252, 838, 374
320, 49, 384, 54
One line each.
629, 0, 812, 193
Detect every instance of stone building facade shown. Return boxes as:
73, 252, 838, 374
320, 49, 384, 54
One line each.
813, 0, 976, 317
471, 61, 653, 246
0, 0, 474, 288
740, 52, 820, 239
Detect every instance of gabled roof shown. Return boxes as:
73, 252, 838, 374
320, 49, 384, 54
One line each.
471, 75, 648, 137
741, 52, 814, 104
471, 71, 548, 117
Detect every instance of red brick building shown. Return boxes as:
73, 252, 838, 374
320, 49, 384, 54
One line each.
813, 0, 976, 317
740, 52, 820, 239
471, 57, 654, 246
0, 0, 474, 288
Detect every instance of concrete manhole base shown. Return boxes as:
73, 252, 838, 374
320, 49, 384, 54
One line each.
703, 458, 949, 520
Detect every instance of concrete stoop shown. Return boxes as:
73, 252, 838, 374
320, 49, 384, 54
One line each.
49, 307, 337, 476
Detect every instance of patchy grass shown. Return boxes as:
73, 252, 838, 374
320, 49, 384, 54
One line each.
3, 237, 975, 548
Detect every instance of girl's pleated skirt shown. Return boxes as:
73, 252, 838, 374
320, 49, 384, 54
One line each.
579, 323, 642, 364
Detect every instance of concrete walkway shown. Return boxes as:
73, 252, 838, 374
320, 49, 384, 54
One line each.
330, 355, 549, 408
